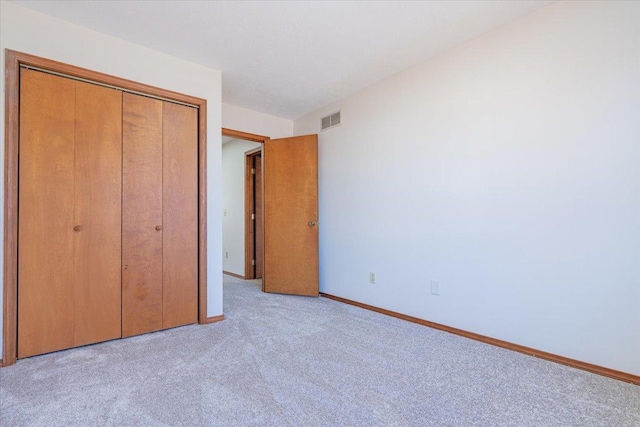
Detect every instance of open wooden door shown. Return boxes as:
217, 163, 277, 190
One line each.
263, 134, 319, 296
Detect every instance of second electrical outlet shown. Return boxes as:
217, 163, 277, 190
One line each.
370, 272, 376, 284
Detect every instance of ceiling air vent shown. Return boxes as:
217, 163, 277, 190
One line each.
321, 111, 341, 131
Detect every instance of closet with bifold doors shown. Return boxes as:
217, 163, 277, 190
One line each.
18, 68, 198, 359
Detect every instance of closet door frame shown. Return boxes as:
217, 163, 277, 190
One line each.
3, 50, 210, 367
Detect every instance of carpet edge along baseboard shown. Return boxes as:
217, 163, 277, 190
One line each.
223, 271, 245, 280
320, 293, 639, 386
202, 315, 225, 324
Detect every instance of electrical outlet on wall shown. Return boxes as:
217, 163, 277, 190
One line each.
225, 251, 229, 259
369, 272, 376, 284
431, 280, 440, 296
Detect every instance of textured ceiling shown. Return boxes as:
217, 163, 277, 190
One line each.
14, 1, 552, 120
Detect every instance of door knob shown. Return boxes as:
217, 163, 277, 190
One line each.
73, 225, 82, 232
156, 225, 162, 231
308, 221, 317, 227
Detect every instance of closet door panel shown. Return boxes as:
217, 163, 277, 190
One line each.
73, 81, 123, 346
122, 93, 164, 337
18, 69, 76, 358
162, 102, 198, 328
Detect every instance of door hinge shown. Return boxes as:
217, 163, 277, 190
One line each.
251, 168, 256, 175
251, 213, 255, 220
252, 259, 255, 266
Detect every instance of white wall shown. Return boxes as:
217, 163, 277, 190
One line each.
222, 103, 293, 139
0, 1, 224, 344
294, 1, 640, 375
222, 139, 262, 275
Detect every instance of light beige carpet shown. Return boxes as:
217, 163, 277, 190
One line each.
1, 275, 638, 426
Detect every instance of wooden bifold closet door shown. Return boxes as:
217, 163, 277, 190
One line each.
18, 69, 122, 358
18, 70, 198, 358
122, 93, 198, 338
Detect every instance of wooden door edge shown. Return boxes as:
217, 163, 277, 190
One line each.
197, 102, 208, 325
244, 153, 255, 279
3, 50, 208, 367
3, 50, 21, 367
243, 148, 263, 279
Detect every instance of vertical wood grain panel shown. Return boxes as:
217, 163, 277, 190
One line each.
162, 102, 198, 328
263, 135, 319, 296
18, 69, 76, 358
122, 93, 163, 337
73, 81, 122, 346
